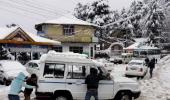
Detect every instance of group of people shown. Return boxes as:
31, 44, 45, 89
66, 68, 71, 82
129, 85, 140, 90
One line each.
8, 72, 38, 100
8, 68, 106, 100
145, 57, 156, 78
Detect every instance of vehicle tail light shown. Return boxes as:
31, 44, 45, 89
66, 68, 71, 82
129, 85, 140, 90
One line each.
140, 68, 143, 72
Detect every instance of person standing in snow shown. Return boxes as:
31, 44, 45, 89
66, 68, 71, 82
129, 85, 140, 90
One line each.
24, 74, 38, 100
85, 68, 111, 100
85, 68, 101, 100
148, 58, 155, 78
8, 72, 35, 100
145, 57, 150, 67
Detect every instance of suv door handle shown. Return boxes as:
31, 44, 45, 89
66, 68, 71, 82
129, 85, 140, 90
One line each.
67, 82, 73, 85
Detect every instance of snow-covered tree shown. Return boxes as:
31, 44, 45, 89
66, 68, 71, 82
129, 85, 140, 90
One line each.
144, 0, 166, 45
0, 46, 14, 60
74, 3, 90, 21
74, 0, 114, 38
17, 52, 30, 64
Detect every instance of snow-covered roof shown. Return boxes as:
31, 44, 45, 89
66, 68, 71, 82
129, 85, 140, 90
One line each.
0, 26, 61, 45
40, 50, 92, 64
124, 42, 140, 50
134, 38, 148, 43
27, 32, 60, 45
137, 45, 160, 50
38, 16, 98, 27
124, 38, 148, 50
0, 27, 18, 39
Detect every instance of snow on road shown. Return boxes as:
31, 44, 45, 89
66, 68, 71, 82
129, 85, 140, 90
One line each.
137, 55, 170, 100
111, 55, 170, 100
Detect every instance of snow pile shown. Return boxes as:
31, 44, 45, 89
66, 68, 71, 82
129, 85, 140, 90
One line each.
40, 50, 89, 62
41, 15, 97, 27
137, 55, 170, 100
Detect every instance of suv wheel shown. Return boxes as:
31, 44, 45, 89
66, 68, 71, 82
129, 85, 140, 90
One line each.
115, 92, 132, 100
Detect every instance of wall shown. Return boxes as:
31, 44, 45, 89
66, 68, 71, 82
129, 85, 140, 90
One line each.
45, 24, 95, 43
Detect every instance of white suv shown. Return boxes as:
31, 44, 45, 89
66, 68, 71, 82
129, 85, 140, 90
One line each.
33, 51, 141, 100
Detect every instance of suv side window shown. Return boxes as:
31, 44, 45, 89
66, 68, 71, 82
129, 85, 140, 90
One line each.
43, 63, 65, 78
67, 65, 86, 79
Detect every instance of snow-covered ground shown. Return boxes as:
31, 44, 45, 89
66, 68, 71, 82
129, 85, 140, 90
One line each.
111, 55, 170, 100
1, 55, 170, 100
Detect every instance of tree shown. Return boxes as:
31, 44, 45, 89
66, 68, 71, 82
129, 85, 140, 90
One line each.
74, 3, 90, 21
74, 0, 114, 38
0, 46, 14, 60
17, 52, 30, 64
144, 0, 166, 45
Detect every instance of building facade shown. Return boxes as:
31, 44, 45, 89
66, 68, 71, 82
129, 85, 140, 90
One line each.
0, 26, 60, 63
35, 16, 98, 58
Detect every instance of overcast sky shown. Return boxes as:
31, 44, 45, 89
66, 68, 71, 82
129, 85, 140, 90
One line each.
0, 0, 134, 33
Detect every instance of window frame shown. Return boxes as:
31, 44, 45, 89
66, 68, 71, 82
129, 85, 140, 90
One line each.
43, 63, 65, 78
69, 46, 83, 54
63, 25, 75, 36
67, 64, 88, 79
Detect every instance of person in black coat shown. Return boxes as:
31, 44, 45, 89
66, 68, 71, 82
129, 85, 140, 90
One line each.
145, 57, 150, 67
148, 58, 155, 78
85, 68, 103, 100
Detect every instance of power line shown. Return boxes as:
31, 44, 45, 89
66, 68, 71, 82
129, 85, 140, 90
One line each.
2, 0, 85, 22
0, 0, 55, 18
21, 0, 70, 16
23, 0, 71, 16
0, 6, 43, 21
6, 0, 59, 16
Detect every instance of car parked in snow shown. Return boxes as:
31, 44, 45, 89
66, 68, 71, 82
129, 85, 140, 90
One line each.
25, 60, 40, 75
0, 60, 29, 85
125, 59, 148, 79
110, 56, 123, 64
96, 58, 114, 72
33, 51, 141, 100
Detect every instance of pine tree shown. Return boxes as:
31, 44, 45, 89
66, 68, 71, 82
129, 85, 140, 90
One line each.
144, 0, 166, 45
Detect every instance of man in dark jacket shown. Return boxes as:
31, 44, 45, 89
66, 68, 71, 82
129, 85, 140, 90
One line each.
24, 74, 38, 100
148, 58, 155, 78
145, 57, 150, 67
85, 68, 103, 100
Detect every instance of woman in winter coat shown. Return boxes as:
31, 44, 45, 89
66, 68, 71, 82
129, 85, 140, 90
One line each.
8, 72, 35, 100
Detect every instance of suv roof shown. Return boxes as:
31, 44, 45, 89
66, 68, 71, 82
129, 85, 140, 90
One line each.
40, 51, 94, 64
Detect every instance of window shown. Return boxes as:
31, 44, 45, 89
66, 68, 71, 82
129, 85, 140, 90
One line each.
53, 46, 63, 52
43, 63, 65, 78
90, 47, 93, 58
67, 65, 86, 79
28, 62, 38, 68
63, 25, 74, 35
69, 46, 83, 54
